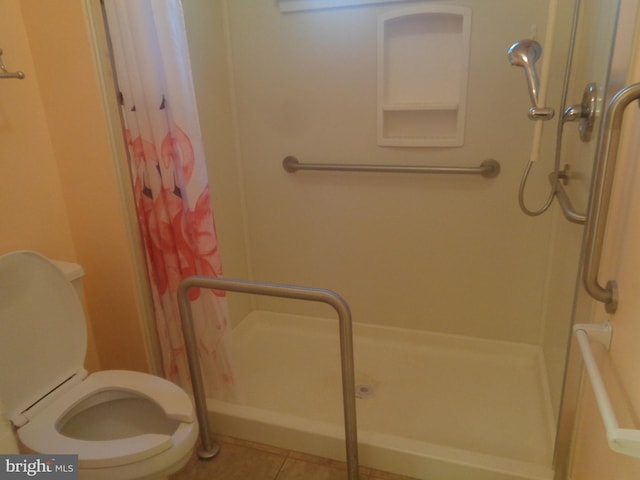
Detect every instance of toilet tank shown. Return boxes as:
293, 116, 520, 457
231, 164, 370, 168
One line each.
50, 258, 101, 374
51, 259, 85, 299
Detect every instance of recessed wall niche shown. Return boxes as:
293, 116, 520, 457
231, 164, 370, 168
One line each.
378, 5, 471, 147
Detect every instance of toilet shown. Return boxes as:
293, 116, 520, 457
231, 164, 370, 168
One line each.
0, 251, 198, 479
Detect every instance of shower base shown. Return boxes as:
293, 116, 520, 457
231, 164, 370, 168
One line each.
206, 311, 555, 480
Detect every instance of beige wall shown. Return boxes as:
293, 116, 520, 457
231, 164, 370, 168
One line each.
0, 1, 76, 259
216, 0, 556, 344
0, 0, 151, 374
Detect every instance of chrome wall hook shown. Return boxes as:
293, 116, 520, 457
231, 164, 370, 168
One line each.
0, 48, 25, 80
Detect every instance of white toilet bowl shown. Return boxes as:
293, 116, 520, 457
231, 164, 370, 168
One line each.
0, 251, 198, 479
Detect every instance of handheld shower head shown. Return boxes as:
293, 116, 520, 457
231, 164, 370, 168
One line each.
507, 39, 542, 68
508, 39, 542, 106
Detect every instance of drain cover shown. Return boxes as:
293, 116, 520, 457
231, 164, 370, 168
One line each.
355, 383, 375, 399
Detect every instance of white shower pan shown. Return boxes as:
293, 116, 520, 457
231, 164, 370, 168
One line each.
206, 311, 556, 480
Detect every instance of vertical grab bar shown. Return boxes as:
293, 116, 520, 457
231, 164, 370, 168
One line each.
583, 83, 640, 313
177, 276, 360, 480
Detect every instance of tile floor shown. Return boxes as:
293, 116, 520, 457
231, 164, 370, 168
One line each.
170, 435, 419, 480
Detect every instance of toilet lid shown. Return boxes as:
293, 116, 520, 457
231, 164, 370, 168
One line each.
0, 251, 87, 425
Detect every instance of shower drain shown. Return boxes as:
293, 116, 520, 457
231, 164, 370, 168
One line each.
355, 383, 376, 399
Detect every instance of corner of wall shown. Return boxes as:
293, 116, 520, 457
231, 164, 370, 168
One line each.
19, 0, 156, 375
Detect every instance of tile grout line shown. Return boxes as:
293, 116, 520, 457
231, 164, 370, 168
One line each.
272, 448, 294, 480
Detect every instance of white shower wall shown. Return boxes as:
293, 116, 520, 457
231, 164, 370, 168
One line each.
183, 0, 253, 323
184, 0, 561, 345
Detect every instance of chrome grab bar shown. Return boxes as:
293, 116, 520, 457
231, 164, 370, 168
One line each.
582, 83, 640, 313
283, 156, 500, 178
177, 276, 360, 480
0, 49, 24, 79
549, 171, 586, 224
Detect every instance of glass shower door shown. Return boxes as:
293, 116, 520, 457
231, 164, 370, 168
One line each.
548, 0, 638, 477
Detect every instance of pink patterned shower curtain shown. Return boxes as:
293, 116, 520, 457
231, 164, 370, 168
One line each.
104, 0, 234, 398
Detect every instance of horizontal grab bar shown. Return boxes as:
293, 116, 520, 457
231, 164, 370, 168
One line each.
283, 156, 500, 178
549, 172, 586, 224
0, 72, 24, 79
573, 322, 640, 458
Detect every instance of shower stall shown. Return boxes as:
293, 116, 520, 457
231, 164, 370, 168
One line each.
99, 0, 628, 478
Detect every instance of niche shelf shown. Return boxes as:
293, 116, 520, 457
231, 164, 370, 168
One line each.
378, 5, 471, 147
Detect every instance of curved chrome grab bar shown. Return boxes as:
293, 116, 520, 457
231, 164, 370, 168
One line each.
177, 276, 360, 479
583, 83, 640, 313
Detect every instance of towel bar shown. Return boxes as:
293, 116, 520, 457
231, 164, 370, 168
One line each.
574, 321, 640, 458
0, 49, 24, 79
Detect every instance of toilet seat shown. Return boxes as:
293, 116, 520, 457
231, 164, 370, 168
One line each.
18, 370, 196, 469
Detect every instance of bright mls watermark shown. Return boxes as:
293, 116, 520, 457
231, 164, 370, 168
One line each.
0, 455, 77, 479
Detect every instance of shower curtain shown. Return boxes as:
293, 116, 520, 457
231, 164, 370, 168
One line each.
104, 0, 234, 398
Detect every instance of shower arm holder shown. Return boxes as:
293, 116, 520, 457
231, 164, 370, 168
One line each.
177, 276, 361, 480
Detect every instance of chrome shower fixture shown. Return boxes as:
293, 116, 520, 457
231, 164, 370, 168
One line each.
562, 82, 599, 142
508, 39, 541, 104
508, 39, 554, 120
